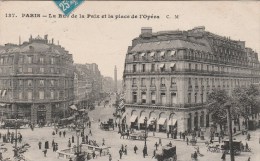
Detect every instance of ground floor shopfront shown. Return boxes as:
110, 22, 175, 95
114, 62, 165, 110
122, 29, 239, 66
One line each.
122, 105, 211, 133
0, 101, 72, 124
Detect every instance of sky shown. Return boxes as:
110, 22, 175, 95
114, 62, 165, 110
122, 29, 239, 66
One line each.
0, 1, 259, 79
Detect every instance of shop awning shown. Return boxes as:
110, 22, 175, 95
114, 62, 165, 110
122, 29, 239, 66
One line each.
140, 52, 146, 57
170, 50, 176, 56
170, 63, 176, 68
138, 116, 146, 124
129, 115, 138, 123
2, 90, 6, 97
132, 52, 137, 56
167, 119, 177, 126
147, 117, 156, 125
159, 64, 165, 68
121, 112, 127, 119
160, 51, 165, 56
150, 52, 155, 57
157, 118, 167, 125
69, 105, 77, 110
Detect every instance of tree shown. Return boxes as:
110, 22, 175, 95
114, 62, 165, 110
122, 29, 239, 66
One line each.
207, 89, 236, 129
207, 89, 236, 161
232, 84, 260, 129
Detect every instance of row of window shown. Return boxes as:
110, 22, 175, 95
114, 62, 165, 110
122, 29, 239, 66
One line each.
17, 90, 64, 100
132, 91, 177, 105
126, 62, 260, 75
131, 77, 253, 88
16, 66, 73, 75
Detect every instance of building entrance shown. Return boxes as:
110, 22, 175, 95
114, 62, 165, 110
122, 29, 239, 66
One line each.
37, 105, 46, 124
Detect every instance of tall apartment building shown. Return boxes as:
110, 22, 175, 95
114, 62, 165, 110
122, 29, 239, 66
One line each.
123, 27, 260, 133
0, 35, 74, 123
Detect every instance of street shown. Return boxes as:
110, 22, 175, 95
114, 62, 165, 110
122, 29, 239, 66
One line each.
0, 98, 260, 161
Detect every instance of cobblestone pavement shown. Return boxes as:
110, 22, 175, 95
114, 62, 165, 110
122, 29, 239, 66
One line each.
0, 102, 259, 161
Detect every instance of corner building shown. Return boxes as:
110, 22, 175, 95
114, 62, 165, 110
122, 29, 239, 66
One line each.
0, 35, 74, 123
123, 27, 260, 133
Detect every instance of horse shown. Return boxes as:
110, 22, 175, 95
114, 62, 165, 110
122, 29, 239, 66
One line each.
119, 132, 129, 139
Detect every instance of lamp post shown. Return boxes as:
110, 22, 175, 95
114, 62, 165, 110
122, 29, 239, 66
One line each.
226, 105, 235, 161
144, 117, 148, 148
75, 129, 81, 161
13, 118, 18, 157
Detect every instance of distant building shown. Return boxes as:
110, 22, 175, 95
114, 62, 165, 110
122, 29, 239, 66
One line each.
114, 66, 117, 93
0, 35, 74, 123
73, 68, 88, 109
123, 27, 260, 133
102, 76, 114, 93
74, 63, 103, 102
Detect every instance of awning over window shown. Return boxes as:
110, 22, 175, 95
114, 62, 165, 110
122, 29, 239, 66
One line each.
138, 116, 146, 124
141, 93, 146, 99
0, 90, 2, 95
121, 112, 127, 119
150, 52, 155, 57
69, 105, 77, 110
147, 117, 156, 125
130, 115, 138, 122
159, 64, 165, 68
160, 51, 165, 56
2, 90, 6, 97
132, 52, 137, 56
141, 52, 146, 57
167, 119, 177, 126
170, 50, 176, 56
170, 63, 176, 68
0, 103, 6, 107
157, 117, 167, 125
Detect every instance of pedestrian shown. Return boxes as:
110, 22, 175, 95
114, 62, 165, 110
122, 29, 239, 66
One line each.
167, 132, 169, 138
89, 129, 92, 136
134, 145, 138, 154
193, 151, 198, 160
43, 149, 47, 157
38, 141, 42, 149
92, 151, 96, 159
72, 135, 74, 143
248, 157, 251, 161
109, 154, 112, 161
152, 149, 156, 158
100, 148, 103, 156
155, 142, 158, 150
69, 158, 73, 161
159, 138, 162, 146
221, 151, 226, 161
86, 135, 88, 143
45, 141, 49, 149
63, 131, 66, 137
186, 137, 189, 145
59, 131, 62, 137
119, 149, 122, 159
52, 131, 55, 136
0, 152, 2, 161
169, 141, 172, 147
55, 143, 58, 151
124, 145, 127, 155
55, 128, 58, 134
233, 127, 236, 134
68, 138, 71, 148
52, 144, 55, 152
247, 133, 251, 141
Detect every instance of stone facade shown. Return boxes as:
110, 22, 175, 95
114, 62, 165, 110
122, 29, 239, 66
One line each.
0, 35, 74, 123
123, 27, 260, 133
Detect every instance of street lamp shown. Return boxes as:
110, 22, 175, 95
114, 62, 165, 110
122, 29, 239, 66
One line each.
13, 119, 18, 157
142, 117, 148, 157
75, 129, 81, 161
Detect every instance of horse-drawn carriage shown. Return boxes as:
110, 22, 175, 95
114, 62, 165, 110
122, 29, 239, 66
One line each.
2, 119, 26, 129
155, 145, 177, 161
100, 119, 114, 131
129, 131, 146, 140
221, 140, 242, 155
57, 116, 75, 128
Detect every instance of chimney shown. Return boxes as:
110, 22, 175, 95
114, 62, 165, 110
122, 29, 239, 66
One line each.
19, 36, 21, 45
52, 38, 54, 44
141, 27, 152, 34
29, 35, 32, 42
